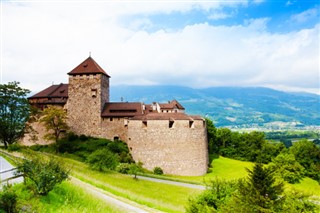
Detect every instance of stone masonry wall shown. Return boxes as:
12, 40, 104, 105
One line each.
127, 119, 208, 176
67, 74, 109, 137
100, 117, 128, 141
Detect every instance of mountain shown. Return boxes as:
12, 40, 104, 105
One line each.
110, 85, 320, 128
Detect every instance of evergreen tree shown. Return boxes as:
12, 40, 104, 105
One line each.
235, 164, 284, 212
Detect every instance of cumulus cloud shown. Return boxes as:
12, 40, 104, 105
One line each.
1, 1, 319, 95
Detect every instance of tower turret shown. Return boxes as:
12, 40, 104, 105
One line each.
67, 56, 110, 136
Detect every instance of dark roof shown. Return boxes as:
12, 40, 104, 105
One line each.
102, 102, 143, 117
68, 56, 110, 77
131, 113, 203, 121
159, 100, 185, 110
28, 83, 68, 99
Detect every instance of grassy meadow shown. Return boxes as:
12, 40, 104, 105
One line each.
2, 149, 319, 212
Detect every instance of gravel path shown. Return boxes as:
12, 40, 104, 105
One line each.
135, 175, 206, 190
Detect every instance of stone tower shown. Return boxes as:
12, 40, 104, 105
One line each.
67, 56, 110, 136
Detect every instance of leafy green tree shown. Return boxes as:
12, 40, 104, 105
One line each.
268, 152, 304, 183
40, 106, 69, 144
235, 164, 284, 212
0, 82, 30, 149
289, 139, 320, 182
129, 162, 143, 179
87, 148, 119, 171
17, 156, 69, 196
206, 118, 217, 154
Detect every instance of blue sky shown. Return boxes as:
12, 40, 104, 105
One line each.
1, 0, 319, 94
121, 0, 319, 33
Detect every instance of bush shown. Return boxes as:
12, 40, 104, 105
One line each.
116, 163, 131, 174
87, 148, 119, 171
0, 185, 17, 213
7, 143, 22, 152
186, 179, 238, 212
17, 156, 69, 196
79, 134, 89, 141
153, 167, 164, 175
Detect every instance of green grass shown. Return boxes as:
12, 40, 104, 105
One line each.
61, 157, 202, 213
165, 156, 254, 184
287, 177, 320, 196
12, 181, 123, 213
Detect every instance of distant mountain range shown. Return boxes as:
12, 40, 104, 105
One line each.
110, 85, 320, 128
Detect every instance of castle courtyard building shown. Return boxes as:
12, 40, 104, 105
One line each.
28, 56, 208, 176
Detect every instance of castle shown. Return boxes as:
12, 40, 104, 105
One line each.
28, 56, 208, 176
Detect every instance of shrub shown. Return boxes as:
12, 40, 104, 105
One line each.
116, 163, 131, 174
7, 143, 22, 152
153, 167, 164, 175
186, 179, 238, 212
0, 184, 17, 213
17, 156, 69, 196
87, 148, 119, 171
79, 134, 89, 141
66, 132, 78, 141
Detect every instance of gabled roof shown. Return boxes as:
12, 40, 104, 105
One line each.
102, 102, 143, 117
159, 100, 185, 110
68, 56, 110, 77
28, 83, 68, 99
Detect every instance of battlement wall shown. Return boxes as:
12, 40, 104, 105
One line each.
127, 119, 208, 176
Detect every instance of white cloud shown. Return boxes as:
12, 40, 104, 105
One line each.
290, 7, 319, 24
1, 1, 319, 95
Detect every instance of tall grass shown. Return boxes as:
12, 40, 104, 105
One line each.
13, 181, 123, 213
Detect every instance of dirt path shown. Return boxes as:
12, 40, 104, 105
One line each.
70, 177, 163, 213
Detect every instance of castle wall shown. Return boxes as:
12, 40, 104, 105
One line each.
67, 74, 109, 137
100, 117, 128, 141
127, 119, 208, 176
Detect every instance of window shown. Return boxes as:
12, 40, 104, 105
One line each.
91, 89, 97, 98
114, 136, 119, 141
169, 120, 174, 128
142, 121, 147, 128
189, 120, 194, 128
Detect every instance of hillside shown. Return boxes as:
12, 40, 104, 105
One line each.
110, 85, 320, 128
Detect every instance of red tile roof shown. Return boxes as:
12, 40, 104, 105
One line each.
159, 100, 185, 110
131, 112, 203, 121
102, 102, 143, 117
68, 56, 110, 77
28, 83, 68, 99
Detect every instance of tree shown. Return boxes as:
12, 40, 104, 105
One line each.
268, 152, 304, 183
0, 82, 30, 149
40, 106, 69, 144
289, 139, 320, 182
17, 156, 69, 196
235, 164, 284, 212
129, 162, 143, 179
205, 118, 217, 154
